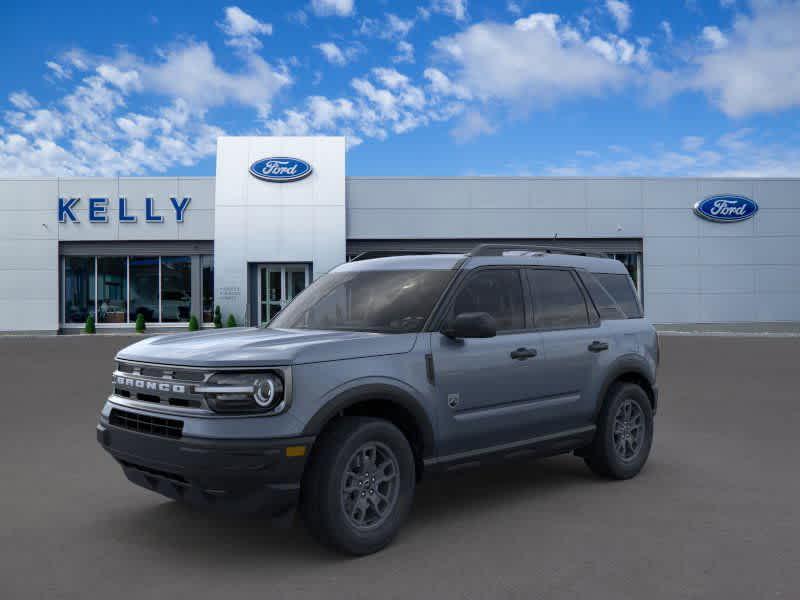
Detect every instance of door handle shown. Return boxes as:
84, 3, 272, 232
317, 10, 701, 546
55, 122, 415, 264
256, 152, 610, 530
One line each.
510, 347, 537, 360
588, 340, 609, 352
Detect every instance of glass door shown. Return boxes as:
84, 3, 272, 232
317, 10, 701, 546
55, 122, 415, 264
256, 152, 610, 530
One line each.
258, 264, 310, 325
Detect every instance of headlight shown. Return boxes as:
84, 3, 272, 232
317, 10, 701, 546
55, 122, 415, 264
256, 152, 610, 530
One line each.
196, 371, 287, 414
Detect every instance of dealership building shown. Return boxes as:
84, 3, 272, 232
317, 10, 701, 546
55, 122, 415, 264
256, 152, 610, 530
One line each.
1, 135, 798, 334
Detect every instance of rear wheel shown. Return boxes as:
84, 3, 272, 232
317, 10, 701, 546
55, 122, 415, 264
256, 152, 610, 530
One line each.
584, 382, 653, 479
301, 417, 415, 555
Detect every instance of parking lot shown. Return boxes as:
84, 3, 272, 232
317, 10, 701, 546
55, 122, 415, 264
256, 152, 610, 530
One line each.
1, 333, 798, 599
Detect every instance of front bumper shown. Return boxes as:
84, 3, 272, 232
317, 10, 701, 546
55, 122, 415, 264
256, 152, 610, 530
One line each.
97, 416, 314, 515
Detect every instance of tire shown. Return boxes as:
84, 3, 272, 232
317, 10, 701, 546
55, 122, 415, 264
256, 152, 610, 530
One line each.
584, 382, 653, 480
301, 417, 416, 555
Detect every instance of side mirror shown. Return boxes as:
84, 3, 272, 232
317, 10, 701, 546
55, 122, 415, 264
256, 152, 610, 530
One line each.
442, 312, 497, 339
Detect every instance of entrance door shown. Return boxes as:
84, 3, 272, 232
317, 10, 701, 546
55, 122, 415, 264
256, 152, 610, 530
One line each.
258, 264, 310, 325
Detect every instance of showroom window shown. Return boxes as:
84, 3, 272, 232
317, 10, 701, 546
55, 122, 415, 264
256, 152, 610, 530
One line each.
201, 255, 214, 323
97, 257, 127, 323
61, 255, 214, 326
64, 256, 95, 324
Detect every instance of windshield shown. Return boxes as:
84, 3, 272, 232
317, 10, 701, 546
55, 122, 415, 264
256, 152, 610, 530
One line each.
268, 269, 454, 333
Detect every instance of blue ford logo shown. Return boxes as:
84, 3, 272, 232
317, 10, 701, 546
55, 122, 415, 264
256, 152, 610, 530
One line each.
693, 195, 758, 223
249, 157, 313, 182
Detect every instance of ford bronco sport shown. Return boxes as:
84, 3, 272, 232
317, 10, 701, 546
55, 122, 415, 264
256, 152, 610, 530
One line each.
97, 244, 658, 555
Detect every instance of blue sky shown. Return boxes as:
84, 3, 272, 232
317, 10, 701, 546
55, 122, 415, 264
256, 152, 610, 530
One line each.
1, 0, 798, 177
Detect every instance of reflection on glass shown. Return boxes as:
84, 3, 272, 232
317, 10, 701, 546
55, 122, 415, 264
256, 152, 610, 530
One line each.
286, 269, 306, 301
64, 256, 95, 323
269, 269, 281, 301
201, 255, 214, 323
97, 257, 127, 323
129, 256, 159, 322
161, 256, 191, 322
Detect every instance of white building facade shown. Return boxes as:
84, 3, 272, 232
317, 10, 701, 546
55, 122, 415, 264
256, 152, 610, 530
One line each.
1, 135, 798, 333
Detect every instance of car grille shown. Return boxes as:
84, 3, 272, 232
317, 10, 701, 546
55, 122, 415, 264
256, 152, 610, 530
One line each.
109, 408, 184, 439
113, 361, 210, 411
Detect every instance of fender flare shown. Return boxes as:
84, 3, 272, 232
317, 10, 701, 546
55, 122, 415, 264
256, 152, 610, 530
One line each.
595, 354, 657, 417
302, 381, 436, 458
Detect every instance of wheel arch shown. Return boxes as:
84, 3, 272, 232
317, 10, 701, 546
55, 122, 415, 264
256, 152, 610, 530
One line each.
302, 382, 436, 479
596, 356, 657, 417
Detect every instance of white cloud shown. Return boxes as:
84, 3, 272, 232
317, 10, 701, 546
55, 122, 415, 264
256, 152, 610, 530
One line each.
45, 61, 71, 80
310, 0, 354, 17
393, 41, 415, 63
660, 20, 673, 43
681, 135, 705, 152
546, 128, 800, 177
9, 91, 38, 111
507, 1, 522, 16
451, 110, 496, 142
606, 0, 632, 33
691, 1, 800, 116
432, 13, 640, 107
218, 6, 272, 51
720, 0, 736, 7
266, 66, 463, 145
0, 35, 289, 175
701, 25, 728, 49
314, 42, 363, 66
423, 67, 472, 100
386, 14, 415, 38
430, 0, 468, 21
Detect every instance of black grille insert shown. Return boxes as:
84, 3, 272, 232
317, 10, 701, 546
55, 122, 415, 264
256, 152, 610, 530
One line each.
109, 408, 184, 439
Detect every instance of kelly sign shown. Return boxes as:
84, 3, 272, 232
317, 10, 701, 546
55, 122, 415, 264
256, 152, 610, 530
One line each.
58, 197, 191, 223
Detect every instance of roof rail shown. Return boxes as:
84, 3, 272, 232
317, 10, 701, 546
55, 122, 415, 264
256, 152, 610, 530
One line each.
467, 243, 608, 259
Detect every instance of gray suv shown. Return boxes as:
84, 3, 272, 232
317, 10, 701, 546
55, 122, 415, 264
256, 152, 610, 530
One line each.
97, 244, 658, 555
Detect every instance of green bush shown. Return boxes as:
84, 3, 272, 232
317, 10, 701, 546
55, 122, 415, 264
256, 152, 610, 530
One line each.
135, 313, 146, 333
214, 305, 222, 328
188, 315, 199, 331
84, 315, 95, 334
226, 314, 237, 328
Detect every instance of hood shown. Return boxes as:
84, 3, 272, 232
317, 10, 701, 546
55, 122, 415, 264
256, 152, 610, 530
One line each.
115, 327, 419, 368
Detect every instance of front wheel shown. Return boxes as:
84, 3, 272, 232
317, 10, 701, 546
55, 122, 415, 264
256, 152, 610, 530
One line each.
301, 417, 416, 555
584, 382, 653, 479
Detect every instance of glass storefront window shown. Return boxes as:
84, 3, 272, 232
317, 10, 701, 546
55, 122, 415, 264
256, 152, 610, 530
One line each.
201, 255, 214, 323
161, 256, 191, 322
97, 257, 127, 323
129, 256, 159, 323
64, 256, 95, 324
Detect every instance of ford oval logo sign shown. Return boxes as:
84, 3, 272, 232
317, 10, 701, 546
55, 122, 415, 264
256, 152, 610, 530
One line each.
693, 195, 758, 223
249, 157, 312, 183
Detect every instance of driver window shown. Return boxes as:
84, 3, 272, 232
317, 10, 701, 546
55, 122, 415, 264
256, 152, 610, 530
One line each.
450, 269, 525, 332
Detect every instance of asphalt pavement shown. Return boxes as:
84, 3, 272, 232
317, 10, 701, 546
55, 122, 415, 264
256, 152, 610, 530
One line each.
1, 333, 798, 599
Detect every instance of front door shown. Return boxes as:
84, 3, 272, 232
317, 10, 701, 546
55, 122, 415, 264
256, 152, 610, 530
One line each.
258, 264, 310, 325
431, 268, 551, 457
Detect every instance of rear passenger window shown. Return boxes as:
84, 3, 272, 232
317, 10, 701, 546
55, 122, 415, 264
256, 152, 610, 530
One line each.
578, 272, 626, 320
527, 269, 589, 329
594, 273, 643, 318
450, 269, 525, 331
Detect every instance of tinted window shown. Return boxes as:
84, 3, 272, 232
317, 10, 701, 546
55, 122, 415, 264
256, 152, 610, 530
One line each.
269, 269, 453, 333
449, 269, 525, 331
594, 273, 643, 318
578, 271, 626, 320
527, 269, 589, 329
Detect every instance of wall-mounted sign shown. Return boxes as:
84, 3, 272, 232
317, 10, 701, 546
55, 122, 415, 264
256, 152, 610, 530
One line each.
249, 157, 313, 182
58, 197, 191, 223
693, 195, 758, 223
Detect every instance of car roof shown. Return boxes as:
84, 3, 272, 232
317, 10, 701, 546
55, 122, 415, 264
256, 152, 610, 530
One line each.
335, 251, 629, 275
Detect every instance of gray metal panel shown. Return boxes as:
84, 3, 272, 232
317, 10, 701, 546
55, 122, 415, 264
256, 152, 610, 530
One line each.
59, 240, 213, 256
346, 238, 643, 255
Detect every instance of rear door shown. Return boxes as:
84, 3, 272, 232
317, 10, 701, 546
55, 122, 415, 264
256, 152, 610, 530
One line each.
431, 268, 551, 457
524, 268, 609, 431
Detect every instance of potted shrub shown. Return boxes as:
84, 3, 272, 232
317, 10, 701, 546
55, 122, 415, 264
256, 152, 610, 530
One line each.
188, 315, 199, 331
226, 314, 237, 328
135, 313, 146, 333
214, 305, 222, 328
84, 315, 95, 334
